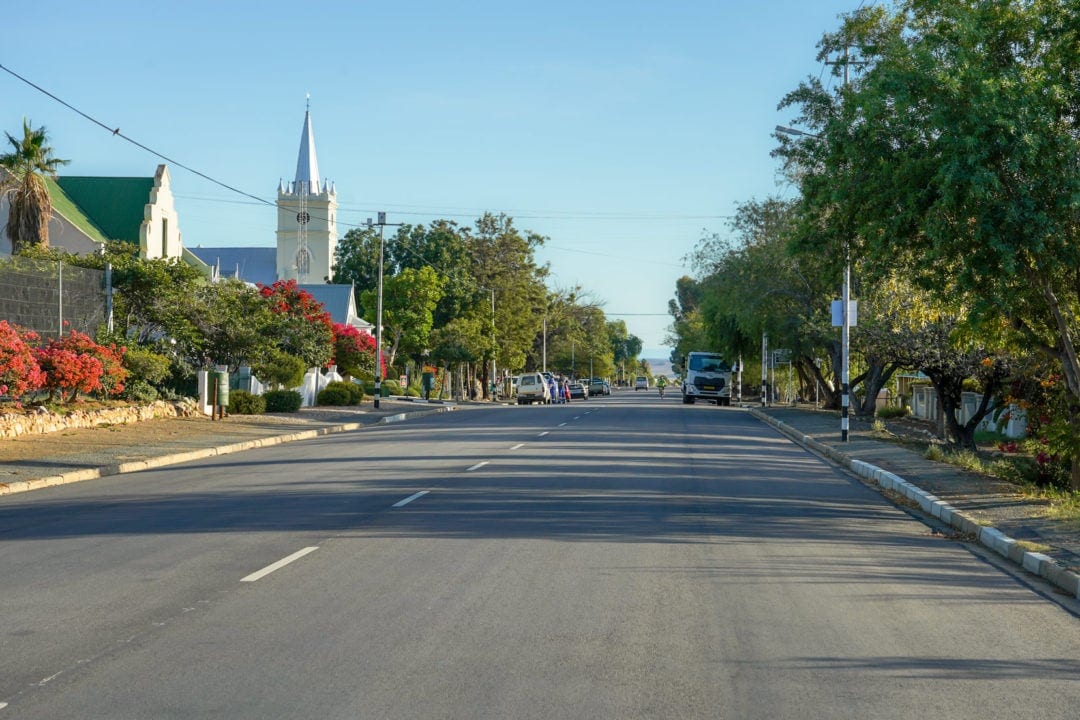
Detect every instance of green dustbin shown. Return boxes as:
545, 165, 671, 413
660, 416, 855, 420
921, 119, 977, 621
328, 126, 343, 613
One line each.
215, 370, 229, 406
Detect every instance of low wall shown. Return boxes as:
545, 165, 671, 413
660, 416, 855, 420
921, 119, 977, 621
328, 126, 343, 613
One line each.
0, 399, 201, 439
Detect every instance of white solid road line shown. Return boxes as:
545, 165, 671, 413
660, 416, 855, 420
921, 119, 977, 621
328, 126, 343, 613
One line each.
241, 546, 319, 583
466, 461, 489, 472
510, 443, 525, 450
393, 490, 430, 508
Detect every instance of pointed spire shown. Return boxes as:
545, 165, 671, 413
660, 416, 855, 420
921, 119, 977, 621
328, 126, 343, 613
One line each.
294, 97, 321, 191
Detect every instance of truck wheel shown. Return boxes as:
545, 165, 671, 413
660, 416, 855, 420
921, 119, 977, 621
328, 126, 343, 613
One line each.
684, 396, 694, 404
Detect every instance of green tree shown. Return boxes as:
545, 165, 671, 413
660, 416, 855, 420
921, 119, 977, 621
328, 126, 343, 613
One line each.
608, 319, 642, 385
0, 119, 69, 253
182, 279, 278, 372
467, 213, 549, 392
779, 0, 1080, 484
333, 225, 382, 309
361, 266, 445, 372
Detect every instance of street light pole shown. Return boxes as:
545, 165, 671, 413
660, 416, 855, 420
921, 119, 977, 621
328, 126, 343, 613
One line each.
371, 215, 385, 409
367, 211, 402, 409
542, 316, 547, 373
482, 287, 495, 400
775, 121, 852, 441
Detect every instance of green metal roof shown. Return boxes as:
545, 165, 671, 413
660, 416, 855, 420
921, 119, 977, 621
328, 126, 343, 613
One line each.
43, 176, 111, 245
54, 176, 153, 245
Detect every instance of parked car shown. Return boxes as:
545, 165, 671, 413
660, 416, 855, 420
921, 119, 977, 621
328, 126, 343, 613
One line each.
634, 376, 649, 391
516, 373, 550, 405
569, 382, 588, 400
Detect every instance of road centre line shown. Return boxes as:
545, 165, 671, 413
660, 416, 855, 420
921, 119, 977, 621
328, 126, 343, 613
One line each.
538, 431, 549, 437
241, 546, 319, 583
558, 423, 567, 427
510, 443, 525, 450
393, 490, 430, 508
467, 461, 489, 472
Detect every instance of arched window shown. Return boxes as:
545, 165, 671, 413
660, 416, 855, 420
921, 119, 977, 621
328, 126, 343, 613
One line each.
295, 246, 311, 277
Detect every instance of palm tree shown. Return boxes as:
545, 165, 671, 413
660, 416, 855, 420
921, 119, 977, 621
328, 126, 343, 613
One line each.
0, 118, 69, 253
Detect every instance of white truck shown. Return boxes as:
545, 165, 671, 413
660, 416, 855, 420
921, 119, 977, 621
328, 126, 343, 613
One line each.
681, 352, 733, 406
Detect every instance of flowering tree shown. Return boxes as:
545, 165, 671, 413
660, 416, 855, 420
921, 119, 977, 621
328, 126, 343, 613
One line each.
258, 280, 334, 369
331, 323, 378, 380
0, 321, 45, 399
35, 329, 127, 403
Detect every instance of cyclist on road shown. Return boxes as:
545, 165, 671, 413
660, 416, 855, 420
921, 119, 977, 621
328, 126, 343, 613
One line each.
656, 375, 667, 398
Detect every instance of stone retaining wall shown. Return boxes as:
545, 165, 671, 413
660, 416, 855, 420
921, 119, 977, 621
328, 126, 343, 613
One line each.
0, 400, 201, 439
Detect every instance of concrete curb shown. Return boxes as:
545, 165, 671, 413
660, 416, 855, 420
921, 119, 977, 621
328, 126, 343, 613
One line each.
0, 405, 455, 497
750, 408, 1080, 601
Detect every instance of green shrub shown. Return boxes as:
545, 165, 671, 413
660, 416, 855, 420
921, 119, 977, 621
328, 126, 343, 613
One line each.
876, 405, 910, 419
317, 385, 352, 406
121, 379, 160, 403
324, 380, 363, 404
228, 389, 266, 415
253, 349, 307, 390
264, 389, 303, 412
122, 345, 172, 385
382, 379, 403, 396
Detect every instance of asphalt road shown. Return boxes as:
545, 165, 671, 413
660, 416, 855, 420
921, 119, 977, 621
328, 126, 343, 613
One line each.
2, 392, 1078, 718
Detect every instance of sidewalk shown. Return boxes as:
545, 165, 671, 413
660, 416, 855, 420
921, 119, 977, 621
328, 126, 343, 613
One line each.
754, 406, 1080, 601
0, 399, 459, 496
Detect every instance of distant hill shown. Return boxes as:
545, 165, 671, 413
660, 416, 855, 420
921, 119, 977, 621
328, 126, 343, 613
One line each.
644, 357, 674, 380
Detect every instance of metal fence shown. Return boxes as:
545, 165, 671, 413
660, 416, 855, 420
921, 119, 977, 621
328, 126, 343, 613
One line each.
0, 256, 107, 339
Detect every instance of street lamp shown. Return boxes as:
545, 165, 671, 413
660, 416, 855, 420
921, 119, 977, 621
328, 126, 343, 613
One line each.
775, 123, 852, 441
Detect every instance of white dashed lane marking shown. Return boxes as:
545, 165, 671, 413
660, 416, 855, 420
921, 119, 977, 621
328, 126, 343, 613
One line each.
393, 491, 430, 508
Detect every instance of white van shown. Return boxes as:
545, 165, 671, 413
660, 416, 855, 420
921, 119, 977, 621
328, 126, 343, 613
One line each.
516, 373, 551, 405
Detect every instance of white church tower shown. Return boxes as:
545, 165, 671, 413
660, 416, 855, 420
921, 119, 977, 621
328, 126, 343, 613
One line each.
276, 101, 338, 283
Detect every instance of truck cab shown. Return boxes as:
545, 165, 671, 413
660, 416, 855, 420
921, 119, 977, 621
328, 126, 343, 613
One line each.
681, 352, 733, 406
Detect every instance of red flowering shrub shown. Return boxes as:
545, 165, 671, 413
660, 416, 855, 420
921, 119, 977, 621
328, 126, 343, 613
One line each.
34, 329, 128, 402
331, 323, 378, 378
0, 321, 46, 399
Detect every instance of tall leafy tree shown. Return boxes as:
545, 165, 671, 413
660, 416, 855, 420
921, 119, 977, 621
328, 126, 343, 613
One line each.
0, 119, 69, 253
361, 266, 445, 371
467, 213, 548, 389
608, 319, 642, 385
779, 0, 1080, 484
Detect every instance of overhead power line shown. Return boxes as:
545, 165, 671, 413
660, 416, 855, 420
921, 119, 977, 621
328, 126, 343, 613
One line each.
0, 62, 273, 209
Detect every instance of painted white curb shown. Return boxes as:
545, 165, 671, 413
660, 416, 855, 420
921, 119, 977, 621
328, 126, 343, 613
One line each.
751, 409, 1080, 601
0, 405, 456, 497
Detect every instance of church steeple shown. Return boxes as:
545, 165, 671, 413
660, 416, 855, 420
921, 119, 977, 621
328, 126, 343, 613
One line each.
276, 98, 338, 283
294, 95, 321, 193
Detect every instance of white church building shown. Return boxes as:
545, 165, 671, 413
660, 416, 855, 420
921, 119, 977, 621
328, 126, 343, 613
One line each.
187, 106, 371, 333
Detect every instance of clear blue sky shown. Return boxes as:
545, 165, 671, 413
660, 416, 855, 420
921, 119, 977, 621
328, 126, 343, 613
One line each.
3, 1, 861, 356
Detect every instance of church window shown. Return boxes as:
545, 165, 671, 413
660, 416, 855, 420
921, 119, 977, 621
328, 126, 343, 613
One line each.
296, 246, 311, 277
